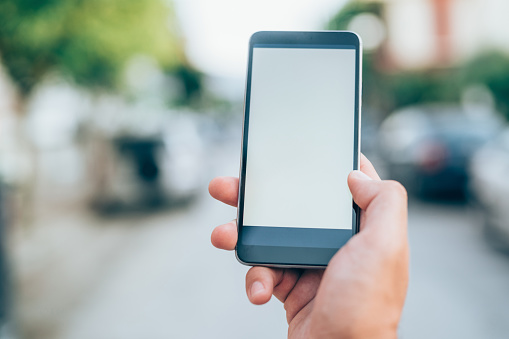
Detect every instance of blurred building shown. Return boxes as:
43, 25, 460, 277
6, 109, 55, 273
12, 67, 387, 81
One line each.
381, 0, 509, 69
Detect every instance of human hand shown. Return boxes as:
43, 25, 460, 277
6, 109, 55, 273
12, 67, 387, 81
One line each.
209, 155, 409, 339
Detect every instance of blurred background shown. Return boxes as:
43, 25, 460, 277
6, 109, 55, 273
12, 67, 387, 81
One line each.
1, 0, 509, 338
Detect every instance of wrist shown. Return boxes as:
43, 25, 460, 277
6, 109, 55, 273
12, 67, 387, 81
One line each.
310, 322, 398, 339
342, 327, 397, 339
345, 322, 398, 339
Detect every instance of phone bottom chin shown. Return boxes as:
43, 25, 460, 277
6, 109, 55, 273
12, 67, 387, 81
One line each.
236, 245, 340, 267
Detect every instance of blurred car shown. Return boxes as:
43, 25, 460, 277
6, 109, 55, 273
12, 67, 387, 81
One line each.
89, 112, 206, 212
470, 129, 509, 249
379, 104, 502, 199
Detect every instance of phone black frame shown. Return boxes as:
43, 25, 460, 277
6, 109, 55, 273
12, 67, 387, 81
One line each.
236, 31, 362, 268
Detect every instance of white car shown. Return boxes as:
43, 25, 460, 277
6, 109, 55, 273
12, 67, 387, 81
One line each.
89, 113, 206, 212
470, 129, 509, 249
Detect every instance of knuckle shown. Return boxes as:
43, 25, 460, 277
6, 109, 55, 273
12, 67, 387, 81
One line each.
247, 266, 263, 276
246, 266, 260, 282
247, 266, 274, 284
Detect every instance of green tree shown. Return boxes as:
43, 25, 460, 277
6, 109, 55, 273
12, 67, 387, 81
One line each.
461, 51, 509, 119
326, 1, 462, 116
0, 0, 192, 229
326, 1, 509, 119
0, 0, 184, 103
326, 1, 384, 30
326, 1, 391, 117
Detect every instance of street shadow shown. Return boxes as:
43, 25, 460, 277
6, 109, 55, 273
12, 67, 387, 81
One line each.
89, 194, 198, 219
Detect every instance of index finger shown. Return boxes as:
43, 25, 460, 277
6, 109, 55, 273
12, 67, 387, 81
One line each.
208, 176, 239, 207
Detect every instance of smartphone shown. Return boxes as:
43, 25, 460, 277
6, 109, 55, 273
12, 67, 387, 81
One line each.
236, 31, 362, 268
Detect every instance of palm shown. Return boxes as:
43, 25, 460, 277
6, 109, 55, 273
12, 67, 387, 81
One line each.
281, 269, 323, 338
256, 267, 323, 336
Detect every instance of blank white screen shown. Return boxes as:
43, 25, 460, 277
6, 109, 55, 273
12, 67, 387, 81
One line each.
243, 47, 357, 229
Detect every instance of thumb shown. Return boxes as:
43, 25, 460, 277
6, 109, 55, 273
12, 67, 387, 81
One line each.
347, 170, 408, 236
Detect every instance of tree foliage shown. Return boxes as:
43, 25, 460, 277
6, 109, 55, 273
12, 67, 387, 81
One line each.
327, 1, 509, 120
326, 1, 383, 31
461, 52, 509, 119
326, 1, 388, 115
0, 0, 184, 98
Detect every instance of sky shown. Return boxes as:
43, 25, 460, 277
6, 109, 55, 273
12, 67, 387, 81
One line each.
173, 0, 347, 80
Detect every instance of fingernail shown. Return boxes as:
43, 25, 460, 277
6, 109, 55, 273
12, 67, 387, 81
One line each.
250, 281, 264, 298
351, 170, 372, 181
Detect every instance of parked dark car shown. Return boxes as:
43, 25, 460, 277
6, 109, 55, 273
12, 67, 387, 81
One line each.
379, 104, 502, 199
470, 129, 509, 250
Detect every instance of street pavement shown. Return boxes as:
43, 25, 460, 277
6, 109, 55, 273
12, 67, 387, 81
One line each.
400, 201, 509, 339
13, 141, 509, 339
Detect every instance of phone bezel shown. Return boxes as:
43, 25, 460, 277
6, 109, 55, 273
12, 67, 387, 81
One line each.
236, 31, 362, 268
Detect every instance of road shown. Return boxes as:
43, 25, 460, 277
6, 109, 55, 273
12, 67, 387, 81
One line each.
400, 201, 509, 339
13, 142, 509, 339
